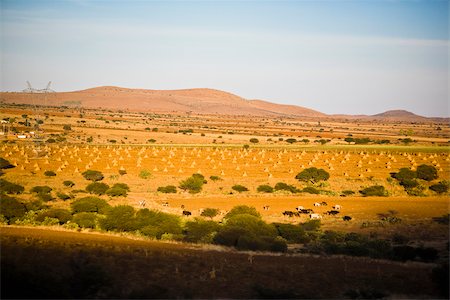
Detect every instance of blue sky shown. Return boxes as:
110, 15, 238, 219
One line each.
1, 0, 448, 117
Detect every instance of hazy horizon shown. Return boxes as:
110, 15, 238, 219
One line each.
1, 0, 448, 117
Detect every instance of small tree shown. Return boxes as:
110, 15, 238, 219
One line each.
106, 186, 128, 197
179, 174, 205, 194
201, 208, 219, 219
30, 185, 52, 194
249, 138, 259, 144
63, 124, 72, 131
82, 170, 104, 182
295, 167, 330, 184
0, 195, 26, 222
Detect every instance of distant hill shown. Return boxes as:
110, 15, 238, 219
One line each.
0, 86, 324, 117
0, 86, 445, 121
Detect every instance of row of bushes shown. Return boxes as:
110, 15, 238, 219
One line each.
0, 195, 444, 263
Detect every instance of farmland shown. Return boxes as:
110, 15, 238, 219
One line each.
1, 104, 449, 298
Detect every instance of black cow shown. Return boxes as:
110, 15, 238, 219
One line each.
182, 210, 192, 216
283, 211, 295, 217
326, 210, 340, 215
343, 216, 352, 221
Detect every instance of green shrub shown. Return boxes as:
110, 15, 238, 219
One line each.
200, 208, 219, 219
36, 208, 72, 225
285, 138, 297, 144
295, 167, 330, 183
249, 138, 259, 143
106, 186, 127, 197
430, 181, 449, 194
399, 178, 419, 189
416, 164, 438, 181
274, 182, 300, 193
44, 170, 56, 177
0, 157, 15, 169
0, 195, 26, 222
179, 174, 205, 194
135, 209, 182, 238
139, 169, 152, 179
302, 186, 320, 194
209, 175, 221, 181
157, 185, 177, 193
391, 168, 417, 182
183, 219, 220, 243
71, 197, 110, 214
56, 192, 72, 200
274, 223, 309, 243
112, 183, 129, 191
225, 205, 261, 219
0, 179, 25, 194
72, 212, 98, 228
30, 185, 52, 194
82, 170, 104, 182
301, 219, 321, 231
63, 180, 75, 187
257, 184, 274, 193
232, 185, 249, 193
214, 214, 284, 252
360, 185, 388, 197
99, 205, 136, 232
341, 190, 355, 196
86, 182, 110, 195
118, 169, 127, 175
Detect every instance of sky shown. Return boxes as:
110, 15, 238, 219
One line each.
0, 0, 448, 117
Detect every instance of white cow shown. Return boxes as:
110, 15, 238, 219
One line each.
296, 206, 304, 211
313, 202, 321, 207
310, 213, 322, 220
333, 205, 341, 210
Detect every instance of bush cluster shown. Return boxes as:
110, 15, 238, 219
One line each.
82, 170, 104, 182
86, 182, 110, 195
232, 185, 248, 193
71, 197, 110, 214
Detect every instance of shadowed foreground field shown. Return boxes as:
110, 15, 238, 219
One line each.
1, 226, 445, 299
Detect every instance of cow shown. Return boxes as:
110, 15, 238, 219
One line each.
309, 213, 322, 220
181, 204, 185, 209
283, 211, 295, 217
332, 205, 341, 210
138, 200, 146, 207
295, 206, 304, 211
198, 208, 205, 214
326, 210, 340, 215
299, 209, 314, 214
343, 216, 352, 221
182, 210, 192, 216
263, 205, 270, 211
313, 202, 321, 207
162, 202, 169, 207
321, 201, 328, 206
